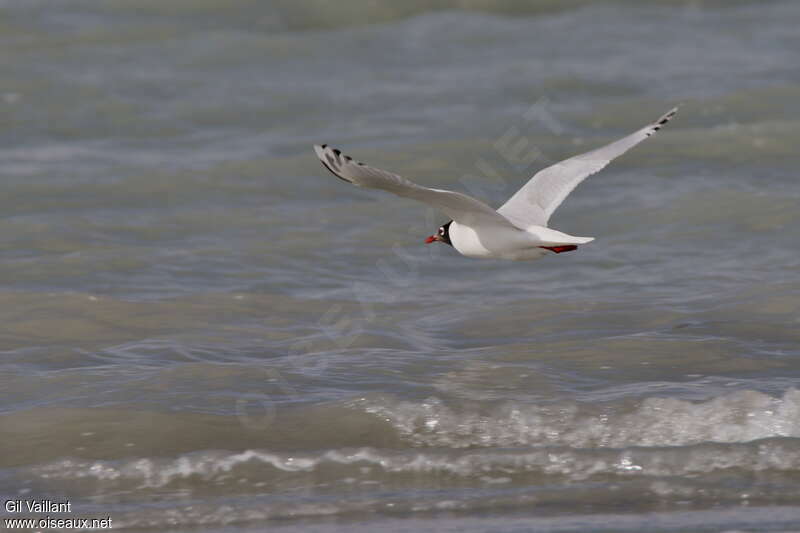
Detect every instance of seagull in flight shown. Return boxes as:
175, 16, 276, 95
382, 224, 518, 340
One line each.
314, 107, 677, 261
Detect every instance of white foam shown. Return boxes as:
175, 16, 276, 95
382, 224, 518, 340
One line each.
30, 438, 800, 492
362, 389, 800, 448
27, 390, 800, 492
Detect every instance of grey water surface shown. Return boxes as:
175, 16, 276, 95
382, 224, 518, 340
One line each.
1, 1, 800, 531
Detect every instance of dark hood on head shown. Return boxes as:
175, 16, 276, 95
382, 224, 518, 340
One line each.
440, 220, 453, 246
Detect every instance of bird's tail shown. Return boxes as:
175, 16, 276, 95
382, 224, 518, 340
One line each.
548, 235, 594, 245
530, 226, 595, 246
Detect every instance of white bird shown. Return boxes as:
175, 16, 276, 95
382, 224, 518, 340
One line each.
314, 107, 677, 261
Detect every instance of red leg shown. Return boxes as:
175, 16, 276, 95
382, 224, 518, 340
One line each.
539, 245, 578, 254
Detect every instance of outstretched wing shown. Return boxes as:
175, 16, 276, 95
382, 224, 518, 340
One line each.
314, 144, 514, 228
497, 107, 678, 229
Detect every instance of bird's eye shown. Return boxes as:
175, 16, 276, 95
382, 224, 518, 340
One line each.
439, 227, 444, 234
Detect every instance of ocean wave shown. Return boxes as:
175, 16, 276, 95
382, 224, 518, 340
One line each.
8, 388, 800, 528
19, 389, 800, 492
30, 436, 800, 490
361, 388, 800, 448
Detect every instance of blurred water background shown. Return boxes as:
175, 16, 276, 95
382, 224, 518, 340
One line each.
1, 1, 800, 531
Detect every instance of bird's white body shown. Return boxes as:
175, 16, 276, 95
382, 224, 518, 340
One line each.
313, 107, 676, 261
448, 221, 593, 261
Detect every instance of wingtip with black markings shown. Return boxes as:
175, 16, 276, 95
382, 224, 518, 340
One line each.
313, 144, 356, 184
646, 106, 679, 137
314, 144, 364, 183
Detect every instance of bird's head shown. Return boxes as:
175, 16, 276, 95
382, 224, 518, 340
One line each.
425, 221, 453, 246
